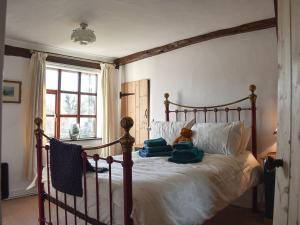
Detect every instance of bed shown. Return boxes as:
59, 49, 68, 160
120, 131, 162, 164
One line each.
35, 84, 262, 225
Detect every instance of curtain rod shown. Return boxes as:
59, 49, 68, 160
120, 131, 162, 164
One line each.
30, 49, 115, 66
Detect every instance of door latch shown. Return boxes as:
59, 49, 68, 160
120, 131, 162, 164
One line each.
119, 92, 135, 99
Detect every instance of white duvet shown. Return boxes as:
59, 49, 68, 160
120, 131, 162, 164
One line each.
44, 151, 262, 225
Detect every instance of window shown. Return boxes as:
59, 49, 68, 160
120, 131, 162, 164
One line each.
45, 67, 98, 139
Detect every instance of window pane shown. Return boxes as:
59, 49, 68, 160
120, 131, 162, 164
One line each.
46, 94, 56, 115
46, 69, 58, 90
61, 71, 78, 92
81, 73, 97, 93
60, 93, 78, 114
80, 95, 96, 115
80, 118, 96, 138
45, 117, 55, 137
60, 117, 77, 139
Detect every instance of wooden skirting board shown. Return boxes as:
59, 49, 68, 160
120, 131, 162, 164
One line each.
114, 18, 276, 66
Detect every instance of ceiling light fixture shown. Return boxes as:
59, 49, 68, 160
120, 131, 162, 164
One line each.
71, 23, 96, 45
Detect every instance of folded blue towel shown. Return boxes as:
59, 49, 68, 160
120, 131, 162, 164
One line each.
144, 138, 167, 147
168, 148, 204, 164
143, 145, 173, 153
174, 141, 194, 150
139, 148, 172, 157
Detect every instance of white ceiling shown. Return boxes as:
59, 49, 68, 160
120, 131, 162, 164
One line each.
5, 0, 275, 61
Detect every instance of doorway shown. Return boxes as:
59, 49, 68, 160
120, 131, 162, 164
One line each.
121, 79, 150, 147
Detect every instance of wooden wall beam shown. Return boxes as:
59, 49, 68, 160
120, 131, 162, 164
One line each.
274, 0, 278, 36
114, 18, 276, 66
4, 45, 102, 70
47, 55, 101, 70
5, 45, 31, 58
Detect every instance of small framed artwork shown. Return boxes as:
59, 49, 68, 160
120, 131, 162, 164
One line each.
3, 80, 22, 103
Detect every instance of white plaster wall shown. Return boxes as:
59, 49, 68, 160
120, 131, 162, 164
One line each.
124, 28, 278, 208
1, 56, 34, 198
1, 56, 121, 198
124, 28, 278, 157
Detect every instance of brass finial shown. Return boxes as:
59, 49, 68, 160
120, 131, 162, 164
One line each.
249, 84, 257, 103
164, 93, 169, 100
120, 117, 134, 132
34, 117, 43, 127
249, 84, 256, 93
120, 117, 135, 151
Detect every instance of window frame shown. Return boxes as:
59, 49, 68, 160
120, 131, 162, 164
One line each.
46, 67, 98, 140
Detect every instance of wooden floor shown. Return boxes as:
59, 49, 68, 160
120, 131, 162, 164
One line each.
2, 195, 264, 225
204, 205, 264, 225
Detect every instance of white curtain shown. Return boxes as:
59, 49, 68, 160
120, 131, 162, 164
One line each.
24, 52, 47, 183
99, 63, 120, 156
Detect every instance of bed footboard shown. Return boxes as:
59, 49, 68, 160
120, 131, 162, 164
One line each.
34, 117, 135, 225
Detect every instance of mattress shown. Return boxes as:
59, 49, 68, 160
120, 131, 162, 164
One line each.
43, 150, 262, 225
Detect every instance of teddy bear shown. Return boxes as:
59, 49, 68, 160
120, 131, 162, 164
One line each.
173, 128, 193, 145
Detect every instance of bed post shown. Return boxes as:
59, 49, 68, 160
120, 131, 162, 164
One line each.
164, 93, 170, 121
249, 84, 258, 212
120, 117, 135, 225
34, 118, 46, 225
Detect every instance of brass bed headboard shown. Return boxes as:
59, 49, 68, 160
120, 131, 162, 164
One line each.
163, 84, 258, 211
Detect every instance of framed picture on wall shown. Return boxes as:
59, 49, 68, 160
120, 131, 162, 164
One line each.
3, 80, 22, 103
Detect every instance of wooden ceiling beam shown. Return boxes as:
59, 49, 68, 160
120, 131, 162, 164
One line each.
274, 0, 278, 36
4, 45, 102, 70
114, 18, 276, 66
5, 45, 31, 58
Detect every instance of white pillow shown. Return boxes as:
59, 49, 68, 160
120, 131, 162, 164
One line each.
239, 126, 251, 153
191, 121, 244, 155
149, 121, 187, 145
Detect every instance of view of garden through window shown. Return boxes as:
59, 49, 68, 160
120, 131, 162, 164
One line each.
45, 67, 98, 139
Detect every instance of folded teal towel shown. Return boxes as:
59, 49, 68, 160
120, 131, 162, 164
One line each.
144, 138, 167, 147
143, 145, 172, 153
168, 148, 204, 164
174, 141, 194, 150
139, 148, 172, 157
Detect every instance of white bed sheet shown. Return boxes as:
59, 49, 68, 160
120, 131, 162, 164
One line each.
43, 150, 262, 225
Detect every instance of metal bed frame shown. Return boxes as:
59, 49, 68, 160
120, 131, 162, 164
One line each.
163, 84, 258, 212
35, 84, 258, 225
35, 117, 135, 225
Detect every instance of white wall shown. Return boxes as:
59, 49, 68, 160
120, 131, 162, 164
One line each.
124, 28, 278, 157
1, 56, 121, 198
123, 28, 278, 208
1, 56, 34, 198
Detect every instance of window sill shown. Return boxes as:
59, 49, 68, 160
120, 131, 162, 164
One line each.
61, 137, 102, 142
45, 138, 103, 150
61, 138, 103, 149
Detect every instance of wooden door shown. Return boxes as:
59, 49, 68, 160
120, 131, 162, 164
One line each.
121, 79, 150, 146
274, 0, 300, 224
